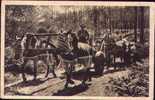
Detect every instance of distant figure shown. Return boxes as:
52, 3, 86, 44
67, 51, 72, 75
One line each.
77, 24, 89, 43
115, 31, 122, 41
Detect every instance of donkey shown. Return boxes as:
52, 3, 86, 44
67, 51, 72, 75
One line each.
20, 33, 57, 82
96, 34, 128, 70
107, 37, 134, 69
56, 31, 105, 88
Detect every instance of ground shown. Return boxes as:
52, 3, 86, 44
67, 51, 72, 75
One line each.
4, 58, 148, 96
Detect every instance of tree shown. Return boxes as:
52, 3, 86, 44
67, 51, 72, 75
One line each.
93, 7, 99, 34
140, 7, 145, 44
109, 8, 112, 34
134, 7, 138, 42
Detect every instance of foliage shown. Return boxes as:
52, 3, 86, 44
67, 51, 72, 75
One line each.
5, 6, 149, 47
108, 61, 149, 96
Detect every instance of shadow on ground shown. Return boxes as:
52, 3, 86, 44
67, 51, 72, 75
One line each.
5, 62, 129, 96
59, 62, 127, 81
19, 77, 57, 87
53, 84, 89, 96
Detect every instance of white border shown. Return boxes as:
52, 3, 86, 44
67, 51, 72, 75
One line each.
1, 1, 154, 100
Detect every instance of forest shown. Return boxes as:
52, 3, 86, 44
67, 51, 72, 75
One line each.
5, 6, 149, 46
4, 5, 150, 96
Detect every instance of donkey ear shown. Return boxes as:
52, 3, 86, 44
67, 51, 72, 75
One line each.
16, 35, 21, 40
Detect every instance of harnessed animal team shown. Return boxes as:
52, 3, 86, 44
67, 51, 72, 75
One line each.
9, 24, 137, 88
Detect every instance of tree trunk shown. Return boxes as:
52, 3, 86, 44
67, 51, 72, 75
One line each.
134, 7, 138, 42
93, 7, 98, 34
140, 7, 145, 44
109, 8, 112, 34
120, 8, 123, 32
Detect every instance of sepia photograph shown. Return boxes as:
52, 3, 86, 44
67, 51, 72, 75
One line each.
1, 1, 154, 100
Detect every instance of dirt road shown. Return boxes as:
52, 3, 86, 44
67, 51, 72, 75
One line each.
5, 67, 130, 96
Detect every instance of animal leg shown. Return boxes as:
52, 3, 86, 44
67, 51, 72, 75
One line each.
54, 55, 60, 66
88, 68, 92, 82
65, 73, 69, 88
21, 60, 27, 82
106, 53, 111, 70
64, 71, 74, 88
42, 57, 50, 78
68, 64, 74, 84
51, 65, 57, 78
45, 65, 50, 78
125, 52, 130, 67
49, 55, 58, 78
33, 59, 37, 80
114, 56, 116, 70
113, 56, 115, 64
82, 68, 91, 84
64, 64, 74, 88
120, 56, 123, 62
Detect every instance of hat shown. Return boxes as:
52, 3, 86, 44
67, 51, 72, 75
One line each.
68, 29, 72, 33
26, 32, 34, 37
80, 24, 86, 28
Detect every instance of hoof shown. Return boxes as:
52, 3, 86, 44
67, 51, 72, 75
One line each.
81, 82, 87, 88
23, 79, 27, 82
82, 81, 86, 85
22, 77, 27, 82
33, 77, 37, 81
53, 74, 57, 78
45, 74, 48, 78
88, 78, 92, 82
64, 84, 68, 89
68, 80, 75, 84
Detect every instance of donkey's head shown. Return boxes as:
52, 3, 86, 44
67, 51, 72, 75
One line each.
66, 32, 78, 49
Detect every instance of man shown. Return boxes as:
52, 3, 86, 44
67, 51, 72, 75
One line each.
77, 24, 89, 43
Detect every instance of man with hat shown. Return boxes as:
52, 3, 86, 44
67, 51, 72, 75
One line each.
77, 24, 89, 43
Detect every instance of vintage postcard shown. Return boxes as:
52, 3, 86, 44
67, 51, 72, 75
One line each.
1, 1, 154, 100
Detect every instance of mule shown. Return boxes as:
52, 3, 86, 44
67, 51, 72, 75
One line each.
109, 38, 136, 69
20, 33, 58, 82
56, 32, 105, 88
99, 34, 130, 70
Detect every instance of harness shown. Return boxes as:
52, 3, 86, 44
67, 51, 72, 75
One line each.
57, 33, 93, 70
